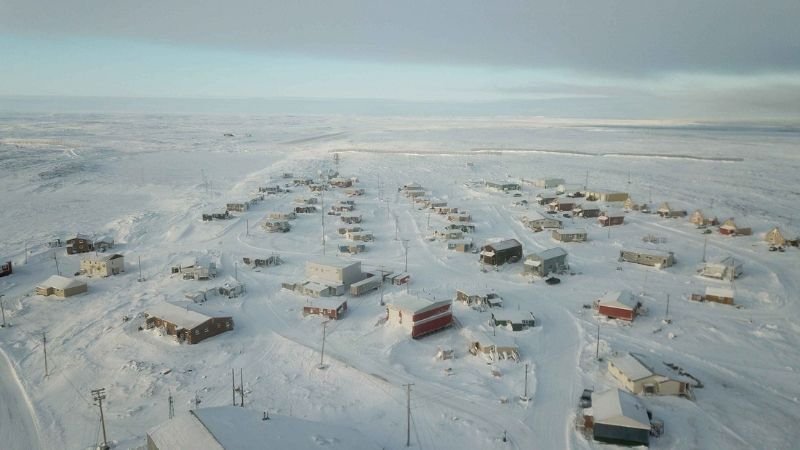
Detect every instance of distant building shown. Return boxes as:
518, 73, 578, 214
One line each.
598, 210, 625, 227
532, 178, 564, 189
0, 261, 12, 277
480, 239, 523, 266
306, 259, 362, 287
719, 218, 752, 236
574, 205, 601, 218
447, 239, 474, 252
551, 228, 588, 243
691, 286, 735, 305
456, 289, 503, 308
595, 290, 642, 321
385, 293, 453, 339
226, 202, 249, 213
657, 202, 687, 218
145, 303, 233, 344
490, 311, 535, 331
468, 334, 519, 361
549, 197, 577, 212
485, 181, 521, 192
303, 298, 348, 320
35, 275, 88, 298
587, 191, 629, 202
700, 256, 742, 280
619, 248, 675, 268
80, 253, 125, 277
523, 247, 568, 277
521, 212, 562, 231
66, 234, 94, 254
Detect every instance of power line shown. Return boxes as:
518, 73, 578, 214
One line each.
91, 388, 109, 450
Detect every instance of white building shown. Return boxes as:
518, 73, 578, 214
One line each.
80, 253, 125, 277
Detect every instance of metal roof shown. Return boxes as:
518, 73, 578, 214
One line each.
591, 389, 651, 430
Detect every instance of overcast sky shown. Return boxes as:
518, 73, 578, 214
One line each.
1, 0, 798, 119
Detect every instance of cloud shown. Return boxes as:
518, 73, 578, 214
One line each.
2, 0, 799, 75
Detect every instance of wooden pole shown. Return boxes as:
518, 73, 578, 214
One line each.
43, 332, 48, 377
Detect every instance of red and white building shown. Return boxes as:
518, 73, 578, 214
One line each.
303, 298, 348, 320
594, 290, 642, 321
385, 293, 453, 339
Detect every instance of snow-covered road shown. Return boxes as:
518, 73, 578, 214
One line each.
0, 347, 42, 450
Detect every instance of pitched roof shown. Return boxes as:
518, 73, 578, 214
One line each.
146, 303, 218, 330
609, 353, 654, 381
38, 275, 86, 290
531, 247, 567, 260
591, 388, 651, 430
484, 239, 521, 252
386, 293, 451, 315
705, 286, 734, 299
597, 290, 637, 310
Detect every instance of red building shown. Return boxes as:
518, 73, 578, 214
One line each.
595, 290, 641, 321
303, 298, 348, 320
0, 261, 11, 277
386, 294, 453, 339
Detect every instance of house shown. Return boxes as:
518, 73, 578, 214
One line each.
171, 258, 217, 280
598, 210, 625, 227
587, 191, 629, 202
447, 239, 474, 252
263, 219, 291, 233
574, 205, 601, 218
690, 209, 719, 227
385, 293, 453, 339
259, 185, 285, 194
480, 239, 523, 266
218, 280, 245, 298
765, 227, 786, 246
305, 258, 363, 293
657, 202, 687, 218
294, 196, 319, 205
402, 182, 425, 193
607, 352, 694, 397
444, 223, 475, 233
700, 256, 743, 280
391, 273, 411, 285
532, 178, 564, 189
552, 228, 588, 243
491, 311, 535, 331
535, 192, 558, 205
329, 177, 353, 188
145, 303, 232, 344
523, 247, 568, 277
586, 389, 651, 446
521, 212, 562, 231
447, 212, 472, 223
146, 406, 377, 450
202, 211, 231, 221
94, 237, 115, 252
242, 255, 282, 268
338, 226, 362, 235
719, 218, 752, 236
268, 211, 296, 220
0, 261, 12, 277
456, 289, 503, 308
340, 213, 362, 224
303, 298, 348, 320
338, 244, 366, 254
345, 187, 365, 196
427, 199, 448, 209
331, 202, 355, 212
692, 286, 735, 305
619, 248, 676, 268
226, 202, 249, 213
282, 281, 337, 298
549, 197, 577, 212
595, 290, 642, 321
468, 334, 519, 361
556, 183, 585, 197
435, 206, 459, 215
80, 253, 125, 277
35, 275, 88, 298
623, 198, 639, 211
485, 181, 521, 192
345, 230, 373, 242
349, 274, 382, 296
66, 234, 94, 254
435, 229, 464, 241
294, 205, 317, 214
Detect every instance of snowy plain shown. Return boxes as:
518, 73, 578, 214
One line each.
0, 113, 799, 449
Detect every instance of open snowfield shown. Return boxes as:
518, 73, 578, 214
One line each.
1, 113, 799, 449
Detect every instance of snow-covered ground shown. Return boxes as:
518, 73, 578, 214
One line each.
1, 114, 799, 449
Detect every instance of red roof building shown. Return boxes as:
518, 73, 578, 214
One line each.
386, 294, 453, 339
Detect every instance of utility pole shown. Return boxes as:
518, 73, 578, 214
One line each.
523, 363, 529, 401
138, 256, 144, 282
665, 294, 671, 321
394, 216, 399, 241
240, 368, 244, 407
403, 383, 414, 447
595, 322, 600, 360
321, 184, 326, 255
402, 239, 409, 272
53, 250, 61, 276
379, 267, 386, 306
702, 236, 708, 263
426, 211, 431, 231
43, 332, 49, 377
234, 262, 238, 282
91, 388, 109, 450
246, 219, 249, 236
318, 321, 328, 369
194, 392, 201, 409
232, 368, 236, 406
584, 170, 589, 191
168, 391, 174, 419
25, 242, 28, 264
0, 295, 6, 328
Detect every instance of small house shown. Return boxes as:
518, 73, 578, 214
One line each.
385, 293, 453, 339
491, 311, 535, 331
607, 352, 694, 397
552, 228, 588, 243
435, 229, 464, 241
303, 298, 348, 320
521, 212, 562, 231
595, 290, 642, 321
145, 303, 233, 344
35, 275, 88, 298
391, 273, 411, 285
445, 223, 475, 233
338, 226, 362, 235
263, 220, 291, 233
269, 211, 296, 221
456, 289, 503, 308
549, 197, 577, 212
619, 248, 675, 268
587, 389, 651, 446
468, 335, 519, 361
94, 237, 115, 252
66, 234, 94, 254
719, 218, 752, 236
485, 181, 521, 192
329, 177, 353, 188
447, 212, 472, 223
338, 244, 366, 254
587, 191, 629, 202
0, 261, 11, 277
331, 202, 355, 212
346, 230, 373, 242
623, 198, 639, 211
523, 247, 568, 277
700, 256, 742, 280
218, 280, 245, 298
294, 205, 317, 214
226, 203, 249, 213
480, 239, 523, 266
171, 258, 217, 280
532, 178, 564, 189
690, 209, 718, 227
657, 202, 687, 218
692, 286, 735, 305
80, 253, 125, 277
765, 227, 786, 246
447, 239, 474, 252
556, 183, 585, 197
294, 196, 319, 205
574, 205, 601, 218
535, 192, 558, 205
345, 188, 365, 196
340, 213, 362, 224
598, 210, 625, 227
